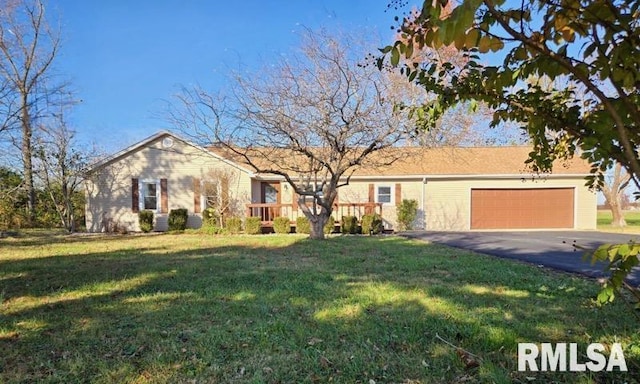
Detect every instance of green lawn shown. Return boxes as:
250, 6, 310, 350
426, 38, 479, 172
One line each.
1, 232, 639, 383
597, 210, 640, 233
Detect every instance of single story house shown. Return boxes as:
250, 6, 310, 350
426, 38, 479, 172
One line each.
84, 131, 597, 232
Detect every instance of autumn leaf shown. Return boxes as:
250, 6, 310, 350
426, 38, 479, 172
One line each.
456, 348, 480, 370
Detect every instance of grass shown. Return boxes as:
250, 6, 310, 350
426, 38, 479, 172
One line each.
1, 232, 639, 383
597, 210, 640, 234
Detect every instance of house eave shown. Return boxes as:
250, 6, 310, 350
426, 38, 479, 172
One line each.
253, 173, 591, 182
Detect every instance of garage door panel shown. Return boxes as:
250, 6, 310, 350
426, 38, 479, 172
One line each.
471, 188, 574, 229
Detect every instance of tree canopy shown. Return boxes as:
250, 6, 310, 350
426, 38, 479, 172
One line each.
383, 0, 640, 190
382, 0, 640, 307
170, 30, 415, 239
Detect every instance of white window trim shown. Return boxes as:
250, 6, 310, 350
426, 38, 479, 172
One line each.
140, 179, 160, 213
201, 180, 221, 212
376, 185, 393, 205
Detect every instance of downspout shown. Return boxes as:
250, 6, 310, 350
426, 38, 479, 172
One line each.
421, 177, 427, 230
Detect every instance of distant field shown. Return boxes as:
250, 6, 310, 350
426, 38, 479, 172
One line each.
597, 210, 640, 233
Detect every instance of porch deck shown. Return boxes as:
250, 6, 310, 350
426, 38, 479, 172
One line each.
245, 202, 383, 227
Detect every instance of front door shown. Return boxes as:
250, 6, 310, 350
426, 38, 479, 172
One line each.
261, 182, 280, 221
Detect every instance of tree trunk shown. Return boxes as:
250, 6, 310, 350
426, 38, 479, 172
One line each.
309, 213, 328, 240
610, 201, 627, 227
601, 163, 631, 228
21, 104, 35, 226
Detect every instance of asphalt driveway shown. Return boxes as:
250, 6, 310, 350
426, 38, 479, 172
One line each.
402, 230, 640, 286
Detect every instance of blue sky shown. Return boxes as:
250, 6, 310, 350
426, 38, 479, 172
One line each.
53, 1, 405, 151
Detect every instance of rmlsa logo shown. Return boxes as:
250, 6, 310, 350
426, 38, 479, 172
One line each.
518, 343, 627, 372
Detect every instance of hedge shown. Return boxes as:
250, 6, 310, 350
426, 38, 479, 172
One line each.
168, 208, 189, 231
361, 213, 383, 235
138, 210, 154, 233
341, 215, 358, 234
324, 216, 336, 234
226, 216, 243, 234
244, 217, 262, 235
273, 217, 291, 234
295, 216, 311, 234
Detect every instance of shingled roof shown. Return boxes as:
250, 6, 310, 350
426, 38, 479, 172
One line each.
352, 146, 591, 176
209, 144, 591, 177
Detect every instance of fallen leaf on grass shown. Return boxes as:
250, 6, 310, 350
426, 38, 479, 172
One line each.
319, 355, 332, 368
456, 348, 480, 370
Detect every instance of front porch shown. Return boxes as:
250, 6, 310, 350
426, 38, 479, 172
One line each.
245, 202, 384, 228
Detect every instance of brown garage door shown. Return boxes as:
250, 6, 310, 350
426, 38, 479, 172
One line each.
471, 188, 574, 229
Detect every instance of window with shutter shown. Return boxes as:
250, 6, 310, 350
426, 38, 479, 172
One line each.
143, 182, 158, 210
137, 179, 161, 212
377, 186, 392, 204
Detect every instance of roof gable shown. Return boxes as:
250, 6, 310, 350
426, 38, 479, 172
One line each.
87, 130, 255, 176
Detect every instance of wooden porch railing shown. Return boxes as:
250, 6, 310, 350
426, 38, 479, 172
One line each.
245, 202, 383, 226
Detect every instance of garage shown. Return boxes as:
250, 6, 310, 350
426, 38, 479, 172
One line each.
470, 188, 575, 229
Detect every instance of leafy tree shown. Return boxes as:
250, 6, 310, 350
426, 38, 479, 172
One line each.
383, 0, 640, 307
383, 0, 640, 190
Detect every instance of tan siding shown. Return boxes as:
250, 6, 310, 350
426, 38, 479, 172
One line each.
575, 183, 598, 230
86, 133, 596, 233
423, 177, 596, 231
336, 180, 424, 229
86, 135, 253, 232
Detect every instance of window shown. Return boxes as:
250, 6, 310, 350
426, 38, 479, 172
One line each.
142, 181, 158, 210
203, 181, 220, 210
377, 186, 392, 204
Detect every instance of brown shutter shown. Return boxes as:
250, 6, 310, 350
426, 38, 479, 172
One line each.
160, 178, 168, 213
193, 177, 201, 213
368, 183, 375, 202
395, 183, 402, 206
131, 178, 139, 213
292, 191, 298, 210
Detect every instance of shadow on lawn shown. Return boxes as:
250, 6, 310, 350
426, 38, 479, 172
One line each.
1, 234, 638, 383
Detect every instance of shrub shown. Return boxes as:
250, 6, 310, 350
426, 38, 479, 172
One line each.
361, 213, 383, 235
138, 210, 154, 233
226, 216, 242, 234
295, 215, 311, 234
397, 199, 419, 231
202, 208, 219, 227
341, 215, 359, 234
244, 217, 262, 235
168, 208, 189, 231
324, 216, 336, 234
199, 223, 223, 235
273, 217, 291, 234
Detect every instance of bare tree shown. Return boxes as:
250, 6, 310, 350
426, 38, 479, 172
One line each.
169, 30, 415, 239
0, 0, 69, 224
601, 163, 632, 228
201, 167, 243, 228
33, 116, 90, 232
